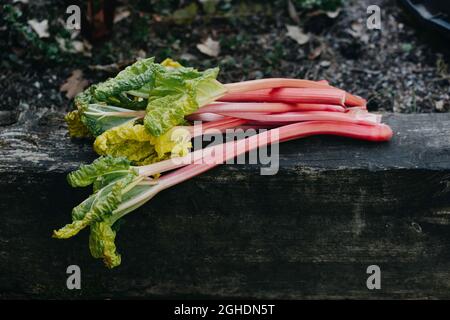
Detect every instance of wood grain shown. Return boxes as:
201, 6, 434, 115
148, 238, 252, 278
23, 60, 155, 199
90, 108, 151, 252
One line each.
0, 111, 449, 299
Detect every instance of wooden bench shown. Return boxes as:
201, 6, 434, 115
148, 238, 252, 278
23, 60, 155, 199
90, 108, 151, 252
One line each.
0, 111, 449, 298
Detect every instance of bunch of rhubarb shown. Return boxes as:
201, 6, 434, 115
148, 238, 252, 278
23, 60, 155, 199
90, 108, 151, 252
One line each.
57, 57, 393, 268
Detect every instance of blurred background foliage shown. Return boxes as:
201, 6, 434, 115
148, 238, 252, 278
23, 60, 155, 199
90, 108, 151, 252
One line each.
0, 0, 448, 113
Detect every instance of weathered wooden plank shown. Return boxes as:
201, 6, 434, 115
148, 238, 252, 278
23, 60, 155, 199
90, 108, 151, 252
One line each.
0, 112, 449, 299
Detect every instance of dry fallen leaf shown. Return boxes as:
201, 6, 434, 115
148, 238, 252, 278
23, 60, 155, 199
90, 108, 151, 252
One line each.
136, 49, 147, 59
114, 7, 131, 23
89, 59, 136, 73
320, 60, 331, 68
56, 37, 92, 57
348, 21, 363, 38
28, 19, 49, 38
326, 9, 341, 19
435, 100, 445, 111
286, 25, 310, 45
197, 37, 220, 57
287, 0, 300, 24
180, 53, 197, 61
60, 70, 89, 99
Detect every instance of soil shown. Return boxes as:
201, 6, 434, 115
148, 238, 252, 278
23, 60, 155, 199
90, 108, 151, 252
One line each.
1, 0, 449, 124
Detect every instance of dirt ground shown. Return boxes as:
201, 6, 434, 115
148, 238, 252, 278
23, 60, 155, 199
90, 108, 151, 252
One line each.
1, 0, 449, 123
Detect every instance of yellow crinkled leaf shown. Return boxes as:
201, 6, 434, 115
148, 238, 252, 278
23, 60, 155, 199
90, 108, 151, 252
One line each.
94, 122, 157, 163
160, 58, 183, 69
89, 222, 122, 269
94, 122, 192, 164
149, 126, 192, 158
65, 110, 91, 138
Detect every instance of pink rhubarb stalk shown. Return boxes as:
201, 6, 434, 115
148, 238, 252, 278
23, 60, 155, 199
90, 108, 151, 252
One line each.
195, 102, 346, 114
212, 110, 381, 126
223, 78, 366, 106
138, 121, 392, 178
220, 87, 347, 106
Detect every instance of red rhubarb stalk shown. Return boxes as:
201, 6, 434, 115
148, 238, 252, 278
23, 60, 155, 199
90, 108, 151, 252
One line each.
219, 87, 347, 106
138, 121, 392, 178
122, 120, 392, 218
213, 110, 381, 126
159, 120, 392, 188
223, 78, 366, 106
195, 102, 346, 114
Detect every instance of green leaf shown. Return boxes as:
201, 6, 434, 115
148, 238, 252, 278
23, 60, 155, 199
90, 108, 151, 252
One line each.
71, 193, 97, 221
54, 173, 136, 239
144, 66, 226, 136
74, 86, 97, 110
93, 57, 162, 101
144, 93, 197, 137
104, 92, 148, 110
89, 222, 122, 269
80, 104, 144, 136
67, 156, 132, 188
92, 170, 134, 193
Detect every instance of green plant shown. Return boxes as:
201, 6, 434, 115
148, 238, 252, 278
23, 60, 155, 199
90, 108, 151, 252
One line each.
3, 4, 74, 63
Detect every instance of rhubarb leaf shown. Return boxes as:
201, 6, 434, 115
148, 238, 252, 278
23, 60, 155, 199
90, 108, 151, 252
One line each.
93, 57, 161, 101
89, 222, 121, 269
94, 122, 160, 164
104, 92, 148, 110
94, 122, 192, 163
65, 110, 91, 138
80, 104, 144, 136
160, 58, 183, 69
144, 93, 196, 137
144, 67, 226, 136
67, 156, 133, 188
150, 126, 192, 158
54, 173, 136, 239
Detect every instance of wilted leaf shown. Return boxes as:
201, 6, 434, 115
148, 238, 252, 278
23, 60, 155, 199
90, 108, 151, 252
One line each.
60, 70, 89, 99
197, 37, 220, 57
286, 25, 310, 45
28, 19, 49, 38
